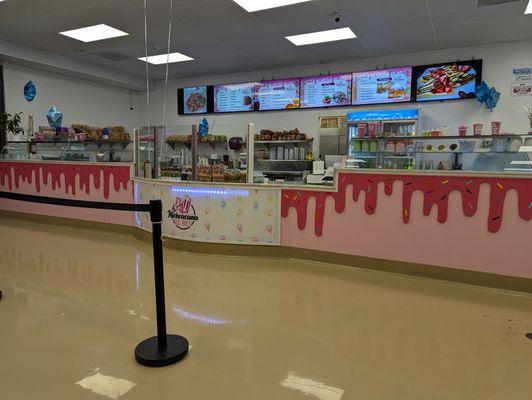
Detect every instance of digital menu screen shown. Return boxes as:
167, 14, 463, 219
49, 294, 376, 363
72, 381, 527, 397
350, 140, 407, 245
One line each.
255, 79, 300, 111
183, 86, 208, 114
413, 60, 482, 102
300, 74, 352, 108
214, 83, 255, 113
352, 67, 412, 105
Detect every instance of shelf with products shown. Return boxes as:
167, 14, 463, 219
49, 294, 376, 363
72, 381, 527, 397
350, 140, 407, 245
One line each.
252, 128, 314, 183
2, 139, 134, 162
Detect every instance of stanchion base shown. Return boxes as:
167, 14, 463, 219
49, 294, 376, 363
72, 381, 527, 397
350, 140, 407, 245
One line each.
135, 335, 189, 367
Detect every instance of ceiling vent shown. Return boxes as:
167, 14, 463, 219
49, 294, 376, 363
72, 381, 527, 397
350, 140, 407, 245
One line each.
477, 0, 520, 6
94, 52, 129, 61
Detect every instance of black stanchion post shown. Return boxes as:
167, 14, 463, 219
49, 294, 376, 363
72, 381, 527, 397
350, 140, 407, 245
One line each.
135, 199, 189, 367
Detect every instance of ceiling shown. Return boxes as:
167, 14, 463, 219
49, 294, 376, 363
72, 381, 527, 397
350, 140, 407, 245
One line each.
0, 0, 531, 80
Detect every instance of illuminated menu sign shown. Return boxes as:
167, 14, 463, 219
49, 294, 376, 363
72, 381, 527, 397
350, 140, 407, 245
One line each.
300, 74, 352, 108
214, 83, 255, 113
255, 79, 300, 111
352, 67, 412, 105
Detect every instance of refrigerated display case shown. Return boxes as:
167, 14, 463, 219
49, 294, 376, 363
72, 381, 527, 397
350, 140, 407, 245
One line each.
347, 109, 419, 169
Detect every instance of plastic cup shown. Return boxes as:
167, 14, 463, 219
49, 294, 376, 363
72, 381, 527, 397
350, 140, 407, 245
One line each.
458, 126, 468, 136
358, 124, 367, 138
491, 121, 501, 135
473, 123, 483, 136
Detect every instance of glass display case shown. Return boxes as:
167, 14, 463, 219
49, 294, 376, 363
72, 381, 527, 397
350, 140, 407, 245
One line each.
253, 127, 313, 183
1, 140, 134, 163
136, 123, 250, 182
347, 109, 419, 169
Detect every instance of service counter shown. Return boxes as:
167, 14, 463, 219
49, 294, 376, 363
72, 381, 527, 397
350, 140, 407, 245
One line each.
134, 169, 532, 280
1, 159, 531, 283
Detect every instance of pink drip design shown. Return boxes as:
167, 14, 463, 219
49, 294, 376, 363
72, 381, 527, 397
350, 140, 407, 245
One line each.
281, 173, 532, 235
0, 162, 130, 199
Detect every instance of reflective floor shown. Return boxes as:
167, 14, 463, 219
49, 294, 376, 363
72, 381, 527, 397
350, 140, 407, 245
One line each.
1, 215, 532, 400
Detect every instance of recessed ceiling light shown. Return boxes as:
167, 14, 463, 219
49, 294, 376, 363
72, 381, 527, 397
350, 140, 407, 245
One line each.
286, 27, 357, 46
525, 0, 532, 14
137, 52, 194, 65
60, 24, 129, 43
232, 0, 312, 12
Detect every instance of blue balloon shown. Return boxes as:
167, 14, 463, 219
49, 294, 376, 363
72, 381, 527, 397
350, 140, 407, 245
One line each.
476, 81, 500, 112
199, 118, 209, 137
46, 105, 63, 129
24, 80, 36, 102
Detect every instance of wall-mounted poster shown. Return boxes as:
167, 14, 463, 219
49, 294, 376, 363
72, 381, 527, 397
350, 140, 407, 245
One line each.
214, 83, 256, 113
300, 74, 352, 108
352, 67, 412, 105
511, 67, 532, 97
255, 79, 300, 111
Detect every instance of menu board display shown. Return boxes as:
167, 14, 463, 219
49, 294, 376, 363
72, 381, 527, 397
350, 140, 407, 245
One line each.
300, 74, 352, 108
413, 60, 482, 102
352, 67, 412, 105
255, 79, 300, 111
183, 86, 208, 114
214, 83, 255, 113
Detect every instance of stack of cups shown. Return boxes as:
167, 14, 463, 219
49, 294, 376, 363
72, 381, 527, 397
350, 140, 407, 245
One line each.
473, 123, 483, 136
458, 126, 468, 136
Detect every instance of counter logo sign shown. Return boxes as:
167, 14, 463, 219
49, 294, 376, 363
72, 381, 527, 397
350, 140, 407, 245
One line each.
168, 196, 198, 230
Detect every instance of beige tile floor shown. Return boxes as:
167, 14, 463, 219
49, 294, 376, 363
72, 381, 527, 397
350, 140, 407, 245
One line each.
0, 215, 531, 400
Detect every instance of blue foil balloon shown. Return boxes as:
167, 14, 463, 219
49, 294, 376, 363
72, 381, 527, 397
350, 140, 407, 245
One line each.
24, 80, 36, 102
476, 81, 500, 112
46, 105, 63, 129
198, 118, 209, 137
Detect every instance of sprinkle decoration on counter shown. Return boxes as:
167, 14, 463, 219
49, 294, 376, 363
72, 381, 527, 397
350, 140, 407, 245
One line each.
281, 173, 532, 235
0, 162, 131, 199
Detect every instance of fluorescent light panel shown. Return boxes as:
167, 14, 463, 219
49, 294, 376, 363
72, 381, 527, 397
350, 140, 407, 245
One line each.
232, 0, 312, 12
138, 52, 193, 65
286, 27, 356, 46
60, 24, 128, 43
526, 0, 532, 14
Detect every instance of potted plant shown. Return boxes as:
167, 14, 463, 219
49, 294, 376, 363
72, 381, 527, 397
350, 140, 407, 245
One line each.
0, 112, 24, 137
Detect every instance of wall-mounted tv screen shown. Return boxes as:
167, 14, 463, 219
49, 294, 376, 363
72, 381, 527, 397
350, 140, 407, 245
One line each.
352, 67, 412, 106
413, 60, 483, 102
178, 86, 213, 115
255, 78, 300, 111
300, 73, 352, 108
183, 86, 208, 114
214, 83, 256, 113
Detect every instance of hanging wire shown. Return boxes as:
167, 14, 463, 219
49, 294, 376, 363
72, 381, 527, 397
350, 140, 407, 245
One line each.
143, 0, 151, 139
160, 0, 174, 161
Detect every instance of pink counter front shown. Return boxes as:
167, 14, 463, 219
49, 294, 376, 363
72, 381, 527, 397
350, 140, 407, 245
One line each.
281, 170, 532, 280
1, 161, 531, 282
0, 160, 134, 225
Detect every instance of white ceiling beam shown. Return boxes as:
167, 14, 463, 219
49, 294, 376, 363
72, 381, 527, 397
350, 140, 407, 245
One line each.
0, 39, 151, 91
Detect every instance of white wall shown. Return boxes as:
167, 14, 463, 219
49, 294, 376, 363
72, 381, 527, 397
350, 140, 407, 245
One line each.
137, 40, 532, 154
3, 62, 139, 139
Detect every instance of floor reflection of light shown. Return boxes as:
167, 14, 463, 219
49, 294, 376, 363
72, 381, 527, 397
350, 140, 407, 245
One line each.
281, 373, 344, 400
135, 253, 140, 293
173, 306, 247, 325
76, 372, 136, 400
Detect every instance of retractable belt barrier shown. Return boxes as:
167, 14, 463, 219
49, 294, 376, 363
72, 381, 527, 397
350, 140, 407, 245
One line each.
0, 190, 189, 367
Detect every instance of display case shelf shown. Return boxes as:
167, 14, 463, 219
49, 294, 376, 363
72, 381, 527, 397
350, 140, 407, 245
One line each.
350, 134, 531, 141
255, 140, 313, 144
